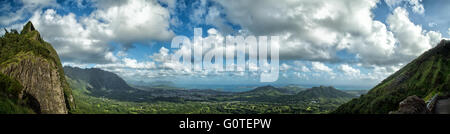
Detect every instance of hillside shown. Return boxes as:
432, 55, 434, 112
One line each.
279, 85, 307, 94
274, 86, 356, 103
64, 66, 147, 102
64, 66, 135, 92
65, 66, 235, 102
333, 40, 450, 114
239, 85, 296, 96
296, 86, 356, 99
230, 85, 355, 103
0, 22, 74, 114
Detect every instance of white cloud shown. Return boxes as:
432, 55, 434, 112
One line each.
28, 0, 174, 64
311, 62, 332, 73
341, 21, 397, 65
387, 7, 442, 56
62, 62, 91, 69
279, 63, 291, 71
384, 0, 424, 14
338, 64, 360, 77
214, 0, 400, 66
0, 23, 24, 35
448, 28, 450, 36
427, 31, 443, 47
95, 58, 156, 69
85, 0, 175, 47
299, 66, 311, 73
362, 64, 402, 81
290, 61, 311, 73
149, 47, 170, 63
30, 9, 115, 64
149, 47, 192, 72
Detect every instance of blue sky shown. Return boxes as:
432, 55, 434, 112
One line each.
1, 0, 449, 89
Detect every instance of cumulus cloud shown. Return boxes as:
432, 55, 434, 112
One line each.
0, 0, 59, 26
387, 7, 442, 56
150, 47, 171, 63
362, 64, 403, 81
95, 58, 156, 69
279, 63, 291, 71
311, 62, 332, 73
30, 9, 116, 64
213, 0, 401, 66
211, 0, 444, 68
338, 64, 360, 77
85, 0, 175, 47
384, 0, 425, 14
290, 61, 311, 72
300, 66, 311, 73
340, 21, 397, 65
205, 6, 234, 33
28, 0, 174, 64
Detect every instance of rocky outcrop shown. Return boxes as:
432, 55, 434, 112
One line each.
390, 95, 430, 114
0, 21, 74, 114
1, 52, 68, 114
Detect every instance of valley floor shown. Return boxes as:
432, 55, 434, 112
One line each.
70, 89, 345, 114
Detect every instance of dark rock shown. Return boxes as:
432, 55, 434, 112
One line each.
1, 53, 69, 113
21, 21, 36, 34
390, 95, 430, 114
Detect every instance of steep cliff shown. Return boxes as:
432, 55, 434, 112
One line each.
0, 21, 74, 114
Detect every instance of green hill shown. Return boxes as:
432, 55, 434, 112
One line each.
279, 85, 307, 94
231, 85, 355, 103
239, 85, 294, 96
0, 22, 74, 114
296, 86, 355, 99
333, 40, 450, 114
275, 86, 356, 103
64, 66, 135, 92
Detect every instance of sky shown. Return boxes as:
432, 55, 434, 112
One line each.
1, 0, 449, 89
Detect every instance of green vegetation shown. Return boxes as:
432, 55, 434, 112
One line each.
1, 23, 53, 65
0, 73, 34, 114
0, 21, 75, 112
66, 71, 354, 114
0, 73, 22, 97
333, 40, 450, 114
70, 87, 344, 114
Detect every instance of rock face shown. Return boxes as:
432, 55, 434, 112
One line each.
0, 21, 74, 114
390, 95, 430, 114
1, 53, 68, 113
334, 40, 450, 114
